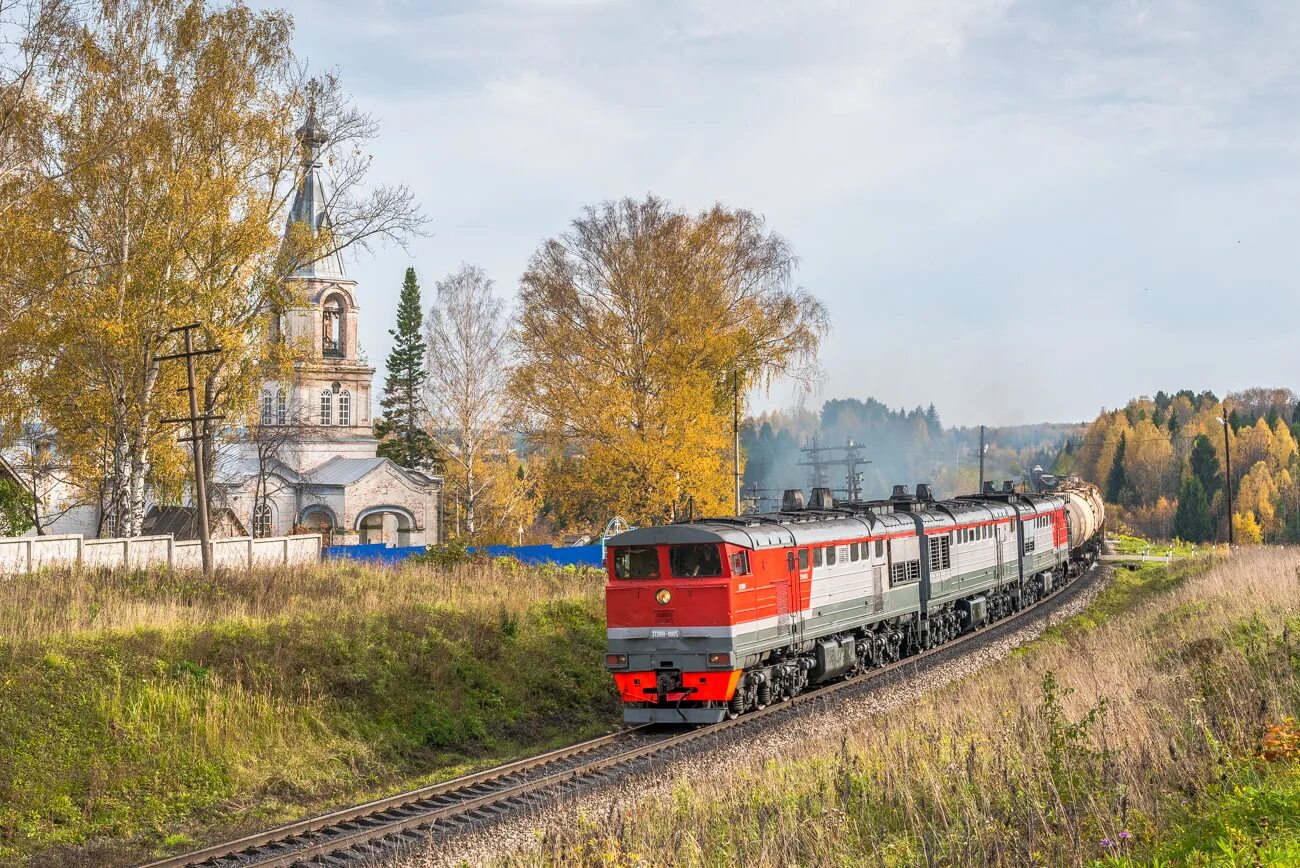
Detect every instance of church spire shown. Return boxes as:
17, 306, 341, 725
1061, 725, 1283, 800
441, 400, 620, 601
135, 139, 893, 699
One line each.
286, 79, 348, 282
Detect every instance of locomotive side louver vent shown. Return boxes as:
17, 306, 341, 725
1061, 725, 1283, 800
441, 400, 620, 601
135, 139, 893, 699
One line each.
782, 489, 806, 511
810, 487, 835, 510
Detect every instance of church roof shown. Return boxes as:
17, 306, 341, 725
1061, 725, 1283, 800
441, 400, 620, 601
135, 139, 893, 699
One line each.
306, 456, 389, 486
304, 455, 440, 489
285, 86, 348, 282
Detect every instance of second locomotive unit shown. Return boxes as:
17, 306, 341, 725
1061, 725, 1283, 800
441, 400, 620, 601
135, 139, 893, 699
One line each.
604, 477, 1104, 724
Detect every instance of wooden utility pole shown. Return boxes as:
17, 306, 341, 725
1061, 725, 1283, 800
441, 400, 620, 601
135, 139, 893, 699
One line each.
156, 324, 224, 573
1222, 405, 1233, 547
978, 425, 986, 494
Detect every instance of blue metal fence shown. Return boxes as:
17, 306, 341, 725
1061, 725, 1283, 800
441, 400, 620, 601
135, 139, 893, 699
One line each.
322, 542, 605, 568
469, 544, 604, 567
322, 543, 427, 564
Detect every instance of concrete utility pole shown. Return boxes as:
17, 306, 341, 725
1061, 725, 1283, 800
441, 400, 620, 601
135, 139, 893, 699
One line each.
733, 372, 741, 516
1222, 405, 1233, 547
156, 323, 224, 574
978, 425, 986, 494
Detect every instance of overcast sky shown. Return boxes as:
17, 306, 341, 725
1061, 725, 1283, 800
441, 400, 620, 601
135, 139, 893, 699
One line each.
271, 0, 1300, 428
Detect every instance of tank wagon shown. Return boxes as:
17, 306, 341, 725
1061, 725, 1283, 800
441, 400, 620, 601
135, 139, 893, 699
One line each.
604, 479, 1105, 724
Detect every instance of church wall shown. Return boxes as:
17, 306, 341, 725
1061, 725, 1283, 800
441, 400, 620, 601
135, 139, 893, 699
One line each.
342, 467, 439, 546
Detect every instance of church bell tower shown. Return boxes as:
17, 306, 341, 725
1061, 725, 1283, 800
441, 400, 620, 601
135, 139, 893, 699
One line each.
265, 84, 378, 471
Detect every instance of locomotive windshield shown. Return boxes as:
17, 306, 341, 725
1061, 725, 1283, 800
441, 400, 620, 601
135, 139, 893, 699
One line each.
613, 546, 660, 579
669, 543, 724, 577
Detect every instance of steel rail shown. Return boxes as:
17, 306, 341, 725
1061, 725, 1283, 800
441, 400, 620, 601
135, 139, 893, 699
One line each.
138, 727, 654, 868
142, 561, 1103, 868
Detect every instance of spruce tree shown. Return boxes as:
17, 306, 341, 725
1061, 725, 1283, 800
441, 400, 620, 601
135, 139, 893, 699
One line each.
1105, 433, 1128, 504
1173, 476, 1213, 542
1188, 434, 1221, 500
376, 267, 438, 469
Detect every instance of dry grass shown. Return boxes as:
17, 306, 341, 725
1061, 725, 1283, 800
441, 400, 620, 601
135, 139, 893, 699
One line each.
0, 556, 605, 644
518, 550, 1300, 867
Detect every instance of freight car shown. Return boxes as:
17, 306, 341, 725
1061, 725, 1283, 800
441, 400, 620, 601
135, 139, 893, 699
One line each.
604, 478, 1105, 724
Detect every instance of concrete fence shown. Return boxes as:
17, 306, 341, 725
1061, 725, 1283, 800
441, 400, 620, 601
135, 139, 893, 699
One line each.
0, 532, 322, 575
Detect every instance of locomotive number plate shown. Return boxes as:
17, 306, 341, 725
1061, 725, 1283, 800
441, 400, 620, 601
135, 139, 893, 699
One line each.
651, 629, 681, 639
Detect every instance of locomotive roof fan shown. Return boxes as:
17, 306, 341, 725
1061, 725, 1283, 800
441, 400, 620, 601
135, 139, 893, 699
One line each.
809, 487, 834, 510
915, 483, 934, 502
781, 488, 806, 511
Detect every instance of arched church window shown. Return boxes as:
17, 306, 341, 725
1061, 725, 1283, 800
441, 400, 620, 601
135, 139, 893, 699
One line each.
253, 500, 273, 538
319, 389, 332, 426
276, 389, 287, 425
260, 389, 273, 425
338, 389, 351, 426
322, 297, 343, 356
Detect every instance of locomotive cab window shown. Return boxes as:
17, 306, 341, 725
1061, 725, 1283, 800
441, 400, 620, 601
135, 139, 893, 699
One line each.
787, 551, 796, 571
613, 546, 659, 579
669, 544, 723, 577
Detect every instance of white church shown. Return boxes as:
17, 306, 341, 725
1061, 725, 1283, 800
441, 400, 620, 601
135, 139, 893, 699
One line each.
214, 104, 443, 547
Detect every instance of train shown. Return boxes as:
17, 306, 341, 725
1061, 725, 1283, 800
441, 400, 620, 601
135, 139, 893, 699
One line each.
603, 475, 1105, 724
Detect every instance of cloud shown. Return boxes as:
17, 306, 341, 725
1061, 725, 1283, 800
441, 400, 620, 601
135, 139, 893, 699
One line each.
269, 0, 1300, 427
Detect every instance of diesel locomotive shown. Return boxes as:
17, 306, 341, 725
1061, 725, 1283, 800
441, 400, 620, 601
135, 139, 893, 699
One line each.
604, 477, 1105, 724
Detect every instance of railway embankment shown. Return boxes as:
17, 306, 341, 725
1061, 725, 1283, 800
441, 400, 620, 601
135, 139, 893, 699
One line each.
464, 549, 1300, 867
0, 558, 620, 866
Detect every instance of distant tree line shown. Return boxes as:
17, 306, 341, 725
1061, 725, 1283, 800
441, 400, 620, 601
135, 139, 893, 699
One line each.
1067, 387, 1300, 543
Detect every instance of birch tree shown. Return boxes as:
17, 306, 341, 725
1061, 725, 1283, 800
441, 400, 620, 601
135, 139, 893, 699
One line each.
424, 265, 534, 541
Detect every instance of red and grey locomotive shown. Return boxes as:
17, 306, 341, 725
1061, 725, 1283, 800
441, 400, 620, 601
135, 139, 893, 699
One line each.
604, 479, 1104, 724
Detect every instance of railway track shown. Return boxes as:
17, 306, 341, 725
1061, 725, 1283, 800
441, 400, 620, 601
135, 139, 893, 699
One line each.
141, 561, 1107, 868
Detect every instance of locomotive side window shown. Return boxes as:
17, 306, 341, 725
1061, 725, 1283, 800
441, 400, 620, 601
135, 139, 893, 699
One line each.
799, 549, 809, 570
850, 543, 860, 562
825, 545, 837, 566
730, 551, 750, 576
787, 551, 796, 571
875, 540, 884, 558
613, 546, 659, 579
813, 547, 824, 567
669, 544, 723, 577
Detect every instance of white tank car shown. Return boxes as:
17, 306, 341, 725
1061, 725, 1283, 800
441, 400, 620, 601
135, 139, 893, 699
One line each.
1058, 479, 1105, 552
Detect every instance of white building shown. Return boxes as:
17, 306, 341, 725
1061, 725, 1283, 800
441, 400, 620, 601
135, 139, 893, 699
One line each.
216, 101, 442, 547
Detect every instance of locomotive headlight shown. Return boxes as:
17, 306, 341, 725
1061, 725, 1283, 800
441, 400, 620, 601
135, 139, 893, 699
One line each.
655, 588, 672, 605
707, 652, 731, 667
605, 653, 628, 668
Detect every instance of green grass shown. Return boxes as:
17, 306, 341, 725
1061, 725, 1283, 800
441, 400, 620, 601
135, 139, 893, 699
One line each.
0, 562, 619, 866
1110, 533, 1202, 558
1094, 762, 1300, 866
